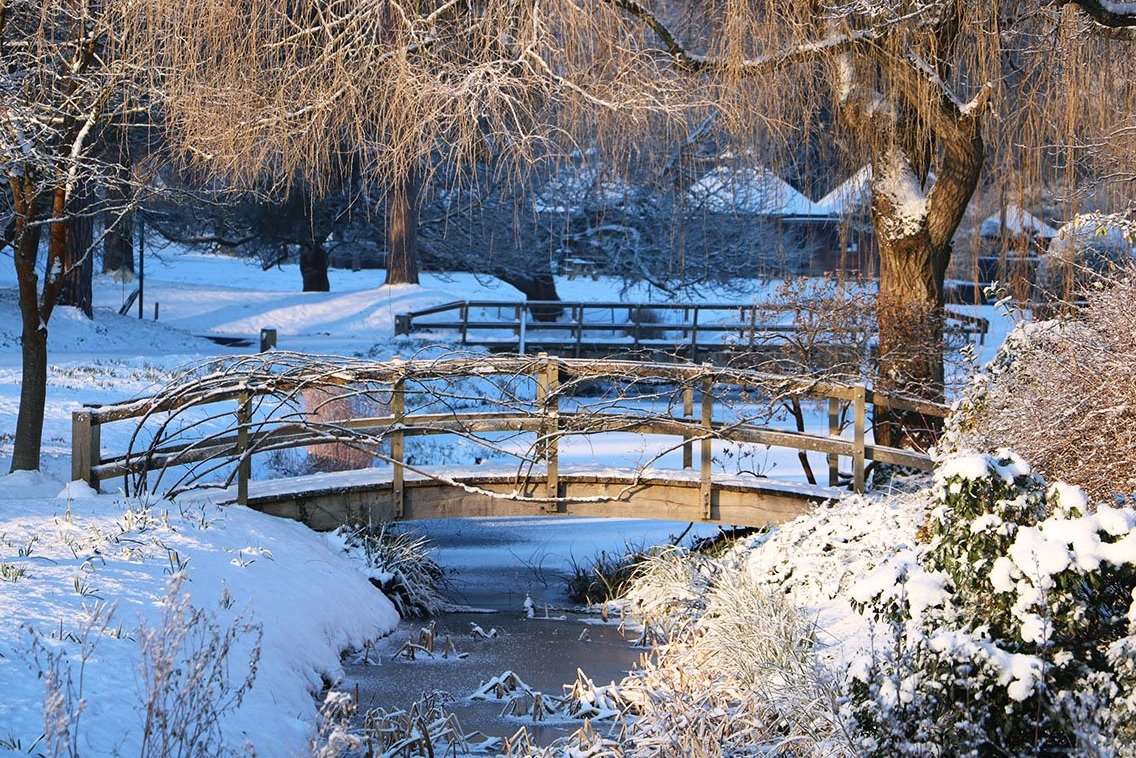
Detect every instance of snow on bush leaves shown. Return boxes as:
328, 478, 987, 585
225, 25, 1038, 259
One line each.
847, 450, 1136, 756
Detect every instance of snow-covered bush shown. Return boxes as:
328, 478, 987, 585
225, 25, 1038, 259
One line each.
847, 450, 1136, 756
1036, 214, 1134, 311
618, 563, 850, 756
943, 272, 1136, 499
329, 524, 447, 617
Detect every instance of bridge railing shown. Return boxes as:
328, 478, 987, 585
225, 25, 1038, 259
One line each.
393, 299, 989, 355
72, 355, 949, 512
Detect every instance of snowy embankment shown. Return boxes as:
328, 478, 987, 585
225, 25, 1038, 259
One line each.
0, 475, 399, 755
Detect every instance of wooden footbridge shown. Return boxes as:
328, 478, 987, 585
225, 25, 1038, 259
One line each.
394, 299, 989, 361
71, 355, 948, 530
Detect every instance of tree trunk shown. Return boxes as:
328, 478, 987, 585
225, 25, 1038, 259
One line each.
384, 169, 419, 285
300, 243, 330, 291
58, 212, 94, 318
103, 208, 135, 274
103, 210, 134, 274
873, 231, 947, 451
500, 272, 564, 322
870, 137, 982, 452
11, 326, 48, 472
10, 199, 45, 472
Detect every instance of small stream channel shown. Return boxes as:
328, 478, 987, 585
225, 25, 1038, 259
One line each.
340, 515, 715, 745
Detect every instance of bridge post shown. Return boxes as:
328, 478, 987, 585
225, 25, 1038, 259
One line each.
236, 392, 251, 505
391, 376, 406, 518
71, 410, 101, 491
682, 384, 694, 469
517, 305, 527, 355
827, 398, 840, 487
700, 366, 713, 520
853, 384, 866, 493
545, 356, 559, 512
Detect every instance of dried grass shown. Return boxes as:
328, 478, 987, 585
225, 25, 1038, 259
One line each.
956, 272, 1136, 500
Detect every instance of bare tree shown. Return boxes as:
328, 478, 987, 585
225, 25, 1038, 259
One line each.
123, 0, 1136, 448
2, 0, 141, 471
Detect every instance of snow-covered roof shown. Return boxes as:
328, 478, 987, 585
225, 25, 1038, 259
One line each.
687, 166, 824, 217
533, 164, 635, 215
979, 204, 1058, 240
815, 165, 872, 217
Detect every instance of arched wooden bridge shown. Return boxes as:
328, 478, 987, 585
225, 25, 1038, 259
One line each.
70, 355, 948, 530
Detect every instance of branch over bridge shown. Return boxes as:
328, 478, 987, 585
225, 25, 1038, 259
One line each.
71, 354, 948, 529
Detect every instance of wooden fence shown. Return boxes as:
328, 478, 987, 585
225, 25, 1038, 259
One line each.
394, 299, 988, 359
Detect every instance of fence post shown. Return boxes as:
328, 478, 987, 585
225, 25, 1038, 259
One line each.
518, 305, 527, 355
236, 392, 251, 505
574, 305, 583, 358
827, 398, 840, 487
682, 384, 694, 469
853, 384, 866, 493
700, 365, 713, 520
545, 356, 559, 512
460, 302, 469, 345
71, 410, 101, 491
535, 352, 548, 461
690, 307, 700, 363
391, 376, 406, 518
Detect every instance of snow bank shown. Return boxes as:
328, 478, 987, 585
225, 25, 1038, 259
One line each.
738, 486, 932, 663
0, 479, 398, 755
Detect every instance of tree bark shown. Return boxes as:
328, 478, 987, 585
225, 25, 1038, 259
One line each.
300, 242, 330, 291
384, 169, 420, 285
499, 272, 564, 322
58, 211, 95, 318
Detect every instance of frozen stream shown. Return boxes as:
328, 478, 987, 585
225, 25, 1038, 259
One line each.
341, 516, 717, 744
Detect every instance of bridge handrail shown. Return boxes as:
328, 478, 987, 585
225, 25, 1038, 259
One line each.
71, 355, 948, 509
393, 298, 990, 345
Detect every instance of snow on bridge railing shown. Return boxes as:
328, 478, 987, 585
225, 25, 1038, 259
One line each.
72, 353, 948, 512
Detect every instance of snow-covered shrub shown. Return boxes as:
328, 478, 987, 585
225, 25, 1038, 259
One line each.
1036, 214, 1134, 312
618, 564, 850, 756
329, 524, 447, 617
943, 273, 1136, 499
847, 450, 1136, 756
621, 546, 720, 639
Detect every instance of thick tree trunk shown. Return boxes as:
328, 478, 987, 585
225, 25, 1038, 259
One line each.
300, 243, 330, 291
500, 272, 564, 322
873, 232, 947, 451
102, 211, 134, 274
58, 212, 94, 318
870, 138, 982, 453
103, 207, 135, 274
384, 170, 419, 285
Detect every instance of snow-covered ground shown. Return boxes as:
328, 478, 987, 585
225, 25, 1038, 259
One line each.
0, 250, 1018, 753
0, 476, 399, 755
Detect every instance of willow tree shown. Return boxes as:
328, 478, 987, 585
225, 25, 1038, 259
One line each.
124, 0, 1135, 448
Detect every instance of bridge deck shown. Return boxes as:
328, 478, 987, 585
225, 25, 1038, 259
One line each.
217, 465, 842, 530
